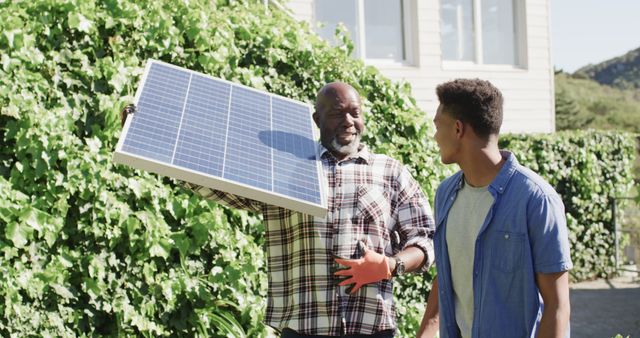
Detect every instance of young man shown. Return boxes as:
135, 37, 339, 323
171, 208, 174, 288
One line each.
121, 82, 435, 337
417, 79, 572, 338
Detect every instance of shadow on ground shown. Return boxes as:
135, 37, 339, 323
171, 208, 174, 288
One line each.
570, 278, 640, 338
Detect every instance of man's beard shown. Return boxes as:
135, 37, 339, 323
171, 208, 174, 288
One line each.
328, 132, 361, 157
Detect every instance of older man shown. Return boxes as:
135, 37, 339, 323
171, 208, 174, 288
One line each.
122, 82, 435, 337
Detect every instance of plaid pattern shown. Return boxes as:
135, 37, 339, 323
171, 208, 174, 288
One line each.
185, 144, 435, 335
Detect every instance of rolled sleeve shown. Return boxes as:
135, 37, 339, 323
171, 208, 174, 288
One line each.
395, 166, 436, 272
182, 182, 264, 213
527, 192, 573, 274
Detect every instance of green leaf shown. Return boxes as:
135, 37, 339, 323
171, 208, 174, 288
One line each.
68, 12, 93, 33
149, 240, 171, 259
51, 283, 75, 300
171, 232, 190, 258
5, 222, 32, 248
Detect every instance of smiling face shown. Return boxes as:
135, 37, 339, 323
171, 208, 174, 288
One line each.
433, 104, 462, 165
313, 83, 365, 160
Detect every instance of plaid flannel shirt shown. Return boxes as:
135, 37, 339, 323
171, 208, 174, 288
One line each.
185, 144, 434, 335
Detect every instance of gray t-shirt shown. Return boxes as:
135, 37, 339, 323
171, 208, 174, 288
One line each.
445, 180, 494, 338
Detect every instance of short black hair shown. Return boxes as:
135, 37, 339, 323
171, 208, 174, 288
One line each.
436, 79, 503, 138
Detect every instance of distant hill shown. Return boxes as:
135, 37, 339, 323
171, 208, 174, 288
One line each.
555, 72, 640, 133
574, 47, 640, 90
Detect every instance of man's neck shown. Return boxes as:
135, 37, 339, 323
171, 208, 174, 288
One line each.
458, 145, 504, 188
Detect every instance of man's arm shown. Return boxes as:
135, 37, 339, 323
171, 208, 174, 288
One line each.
183, 182, 264, 214
393, 165, 436, 272
333, 164, 435, 293
526, 191, 572, 338
535, 271, 570, 338
388, 246, 427, 274
417, 277, 440, 338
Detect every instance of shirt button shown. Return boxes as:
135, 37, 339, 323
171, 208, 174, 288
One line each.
504, 234, 510, 239
474, 271, 478, 276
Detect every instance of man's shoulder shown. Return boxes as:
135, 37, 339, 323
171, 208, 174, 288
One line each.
510, 163, 558, 198
367, 151, 403, 170
368, 151, 398, 162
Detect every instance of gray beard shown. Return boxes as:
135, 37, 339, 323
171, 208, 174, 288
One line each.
329, 133, 361, 157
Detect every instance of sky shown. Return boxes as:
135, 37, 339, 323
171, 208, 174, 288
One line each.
550, 0, 640, 73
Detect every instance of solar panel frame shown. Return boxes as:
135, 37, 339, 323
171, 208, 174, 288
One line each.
114, 59, 328, 217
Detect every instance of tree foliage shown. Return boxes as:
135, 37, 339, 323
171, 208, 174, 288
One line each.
555, 79, 593, 131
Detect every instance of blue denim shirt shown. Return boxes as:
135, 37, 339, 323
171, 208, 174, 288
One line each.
434, 151, 572, 338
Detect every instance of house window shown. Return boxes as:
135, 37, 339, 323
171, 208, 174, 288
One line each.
441, 0, 524, 66
315, 0, 410, 63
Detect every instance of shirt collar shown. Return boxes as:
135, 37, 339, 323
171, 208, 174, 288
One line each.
489, 151, 519, 194
453, 151, 518, 195
318, 142, 371, 164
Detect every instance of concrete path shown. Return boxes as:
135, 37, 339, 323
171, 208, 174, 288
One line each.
570, 276, 640, 338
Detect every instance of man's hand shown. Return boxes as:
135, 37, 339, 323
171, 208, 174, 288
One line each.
417, 277, 440, 338
334, 243, 392, 294
120, 104, 137, 128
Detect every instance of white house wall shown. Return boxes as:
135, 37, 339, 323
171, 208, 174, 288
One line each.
284, 0, 555, 133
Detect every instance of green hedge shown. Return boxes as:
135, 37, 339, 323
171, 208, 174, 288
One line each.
0, 0, 448, 336
0, 0, 636, 336
500, 131, 637, 281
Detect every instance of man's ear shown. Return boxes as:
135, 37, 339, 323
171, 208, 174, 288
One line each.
313, 112, 320, 127
454, 119, 465, 139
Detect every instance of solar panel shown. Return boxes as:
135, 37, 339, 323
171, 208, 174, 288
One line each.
114, 59, 327, 216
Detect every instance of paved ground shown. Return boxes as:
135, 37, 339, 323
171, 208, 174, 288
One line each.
570, 275, 640, 338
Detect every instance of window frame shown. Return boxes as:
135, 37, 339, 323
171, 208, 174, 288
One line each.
314, 0, 417, 67
440, 0, 528, 69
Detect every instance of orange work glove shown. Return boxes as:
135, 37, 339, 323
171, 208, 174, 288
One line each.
334, 244, 392, 294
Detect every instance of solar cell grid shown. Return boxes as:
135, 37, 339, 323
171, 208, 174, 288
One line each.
223, 86, 273, 191
173, 74, 230, 177
271, 97, 321, 203
121, 63, 190, 163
